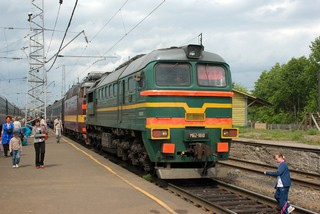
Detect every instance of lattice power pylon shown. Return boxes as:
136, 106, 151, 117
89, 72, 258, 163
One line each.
27, 0, 47, 119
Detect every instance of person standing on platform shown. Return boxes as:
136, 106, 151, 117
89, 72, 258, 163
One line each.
9, 130, 22, 168
13, 116, 23, 142
264, 153, 295, 214
0, 133, 3, 153
22, 124, 32, 146
13, 116, 22, 134
1, 116, 14, 157
40, 116, 46, 130
54, 116, 63, 143
32, 119, 46, 169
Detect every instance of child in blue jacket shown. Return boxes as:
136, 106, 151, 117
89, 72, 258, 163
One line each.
264, 153, 295, 214
22, 125, 32, 146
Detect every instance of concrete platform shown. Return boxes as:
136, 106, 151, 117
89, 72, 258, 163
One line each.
0, 133, 207, 214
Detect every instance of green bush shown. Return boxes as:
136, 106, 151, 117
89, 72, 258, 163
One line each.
142, 174, 152, 181
307, 128, 318, 135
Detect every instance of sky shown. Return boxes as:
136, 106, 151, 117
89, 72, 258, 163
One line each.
0, 0, 320, 108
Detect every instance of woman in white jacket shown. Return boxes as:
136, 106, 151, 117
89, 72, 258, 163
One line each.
32, 119, 46, 169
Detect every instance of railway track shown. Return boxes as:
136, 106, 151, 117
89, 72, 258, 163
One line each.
218, 158, 320, 190
166, 179, 317, 214
232, 139, 320, 154
168, 178, 276, 214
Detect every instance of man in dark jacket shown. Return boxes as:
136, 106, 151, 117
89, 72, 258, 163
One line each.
264, 153, 295, 214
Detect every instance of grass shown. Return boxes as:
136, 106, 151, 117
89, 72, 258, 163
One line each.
142, 173, 153, 181
238, 127, 320, 145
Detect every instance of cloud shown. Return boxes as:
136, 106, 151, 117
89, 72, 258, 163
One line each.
0, 0, 320, 107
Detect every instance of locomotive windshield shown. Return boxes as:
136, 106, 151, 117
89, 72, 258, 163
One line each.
155, 63, 191, 86
197, 64, 226, 87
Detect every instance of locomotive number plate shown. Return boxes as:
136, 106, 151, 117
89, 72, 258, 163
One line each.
187, 132, 208, 139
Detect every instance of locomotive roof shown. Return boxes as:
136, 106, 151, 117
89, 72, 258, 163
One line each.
96, 45, 227, 88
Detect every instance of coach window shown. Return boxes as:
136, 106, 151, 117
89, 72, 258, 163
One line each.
108, 85, 112, 97
137, 72, 145, 88
88, 92, 93, 103
104, 87, 108, 99
113, 83, 117, 96
197, 65, 226, 87
155, 63, 191, 86
135, 71, 145, 88
128, 76, 135, 92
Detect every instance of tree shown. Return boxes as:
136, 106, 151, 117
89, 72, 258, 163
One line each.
250, 36, 320, 124
309, 36, 320, 63
251, 37, 320, 123
232, 82, 248, 93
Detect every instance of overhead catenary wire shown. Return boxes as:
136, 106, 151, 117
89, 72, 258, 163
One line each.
0, 26, 73, 33
0, 56, 26, 60
120, 8, 127, 35
62, 0, 129, 78
76, 0, 166, 79
46, 3, 62, 58
45, 30, 86, 64
46, 0, 79, 73
60, 0, 130, 82
89, 0, 129, 43
0, 77, 27, 82
39, 0, 165, 102
102, 0, 166, 57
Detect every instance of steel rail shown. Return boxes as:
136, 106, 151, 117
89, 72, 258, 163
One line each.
218, 160, 320, 191
232, 139, 320, 153
212, 179, 318, 214
167, 183, 237, 214
228, 157, 320, 178
168, 179, 276, 214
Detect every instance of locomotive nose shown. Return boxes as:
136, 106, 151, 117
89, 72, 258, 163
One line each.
192, 143, 214, 160
177, 142, 214, 160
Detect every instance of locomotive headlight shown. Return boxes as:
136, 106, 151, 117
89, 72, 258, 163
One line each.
151, 128, 170, 139
183, 44, 204, 59
221, 128, 239, 138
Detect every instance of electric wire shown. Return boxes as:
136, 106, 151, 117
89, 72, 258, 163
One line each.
46, 0, 79, 73
66, 0, 130, 79
120, 9, 127, 35
60, 1, 130, 78
89, 0, 129, 43
46, 3, 62, 58
102, 0, 166, 56
0, 26, 74, 32
180, 34, 200, 46
72, 0, 166, 84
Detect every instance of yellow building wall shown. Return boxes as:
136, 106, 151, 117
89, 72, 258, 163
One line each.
232, 92, 247, 126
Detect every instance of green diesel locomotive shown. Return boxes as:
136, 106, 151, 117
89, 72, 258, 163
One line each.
86, 44, 238, 179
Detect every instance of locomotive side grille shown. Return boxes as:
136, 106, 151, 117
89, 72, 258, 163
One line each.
185, 113, 205, 121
